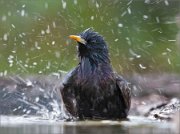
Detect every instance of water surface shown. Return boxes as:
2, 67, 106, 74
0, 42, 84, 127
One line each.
0, 116, 174, 134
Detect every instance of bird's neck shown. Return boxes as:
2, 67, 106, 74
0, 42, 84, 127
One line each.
78, 54, 112, 80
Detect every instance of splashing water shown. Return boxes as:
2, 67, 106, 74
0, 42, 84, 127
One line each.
0, 74, 70, 121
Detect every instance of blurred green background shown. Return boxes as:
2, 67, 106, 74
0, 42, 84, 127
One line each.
0, 0, 180, 75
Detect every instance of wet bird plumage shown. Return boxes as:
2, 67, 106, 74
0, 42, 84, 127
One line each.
61, 28, 131, 120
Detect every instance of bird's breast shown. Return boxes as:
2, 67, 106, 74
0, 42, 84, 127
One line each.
76, 73, 115, 96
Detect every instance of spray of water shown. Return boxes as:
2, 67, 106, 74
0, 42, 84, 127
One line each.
0, 74, 71, 121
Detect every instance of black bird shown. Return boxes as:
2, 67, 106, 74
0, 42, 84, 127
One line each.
61, 28, 131, 120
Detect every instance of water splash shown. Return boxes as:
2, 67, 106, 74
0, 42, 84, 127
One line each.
0, 75, 69, 120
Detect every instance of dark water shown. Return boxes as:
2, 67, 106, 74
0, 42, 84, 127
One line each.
0, 116, 175, 134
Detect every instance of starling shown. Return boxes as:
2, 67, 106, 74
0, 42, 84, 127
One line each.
61, 28, 131, 120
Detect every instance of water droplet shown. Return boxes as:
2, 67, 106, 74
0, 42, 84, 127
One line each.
13, 108, 17, 112
90, 16, 94, 20
21, 10, 25, 16
118, 23, 123, 27
164, 0, 169, 6
52, 21, 56, 28
96, 2, 100, 8
3, 33, 8, 41
21, 41, 25, 45
22, 4, 26, 8
139, 64, 146, 69
8, 11, 11, 16
38, 71, 42, 74
127, 7, 131, 14
144, 0, 150, 4
168, 39, 176, 42
46, 25, 50, 34
11, 24, 15, 28
35, 41, 41, 50
143, 15, 148, 20
114, 38, 119, 42
4, 70, 7, 76
74, 0, 77, 5
121, 11, 127, 17
33, 62, 37, 66
35, 97, 40, 102
155, 17, 160, 23
166, 48, 172, 52
45, 2, 48, 9
55, 51, 60, 58
26, 110, 31, 114
2, 15, 7, 21
41, 30, 45, 35
129, 49, 141, 58
52, 41, 55, 45
26, 80, 32, 86
62, 0, 67, 9
167, 58, 171, 64
23, 109, 27, 112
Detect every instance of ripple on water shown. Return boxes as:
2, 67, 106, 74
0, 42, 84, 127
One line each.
0, 115, 175, 134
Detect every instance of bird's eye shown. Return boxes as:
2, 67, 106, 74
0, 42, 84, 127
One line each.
90, 40, 98, 44
91, 41, 96, 43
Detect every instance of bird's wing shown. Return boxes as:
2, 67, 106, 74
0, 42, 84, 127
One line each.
116, 75, 131, 113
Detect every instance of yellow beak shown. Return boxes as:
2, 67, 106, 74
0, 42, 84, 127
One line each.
69, 35, 86, 45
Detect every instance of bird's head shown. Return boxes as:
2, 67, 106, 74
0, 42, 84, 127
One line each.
69, 28, 110, 64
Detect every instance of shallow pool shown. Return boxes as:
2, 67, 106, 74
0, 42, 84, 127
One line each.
0, 115, 175, 134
